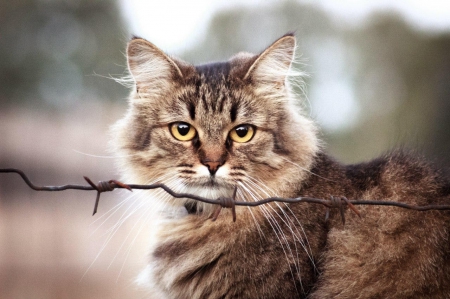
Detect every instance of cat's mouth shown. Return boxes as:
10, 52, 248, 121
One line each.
183, 175, 231, 189
203, 179, 221, 188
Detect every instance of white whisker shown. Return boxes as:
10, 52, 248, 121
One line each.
236, 187, 265, 239
116, 200, 160, 282
108, 175, 181, 279
104, 175, 178, 276
82, 171, 178, 281
72, 149, 139, 159
245, 175, 318, 273
245, 175, 317, 286
90, 171, 175, 229
240, 180, 303, 293
92, 192, 142, 239
107, 200, 149, 270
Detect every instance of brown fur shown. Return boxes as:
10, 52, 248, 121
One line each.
112, 34, 450, 298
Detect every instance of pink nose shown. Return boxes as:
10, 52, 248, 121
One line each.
203, 161, 223, 175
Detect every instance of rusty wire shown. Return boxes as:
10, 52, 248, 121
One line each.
2, 168, 450, 223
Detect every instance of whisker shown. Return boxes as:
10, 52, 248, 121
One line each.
90, 171, 175, 228
83, 172, 178, 280
87, 197, 151, 275
99, 177, 172, 237
90, 190, 137, 228
116, 224, 147, 282
72, 149, 139, 159
107, 175, 178, 278
115, 199, 164, 282
240, 180, 303, 293
102, 193, 148, 238
244, 176, 315, 285
94, 192, 143, 235
235, 187, 265, 238
91, 196, 148, 273
107, 203, 149, 269
245, 175, 317, 273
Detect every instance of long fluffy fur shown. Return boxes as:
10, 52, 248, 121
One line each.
111, 34, 450, 298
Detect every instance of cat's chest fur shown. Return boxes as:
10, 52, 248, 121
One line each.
139, 203, 324, 298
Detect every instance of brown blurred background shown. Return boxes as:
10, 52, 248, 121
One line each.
1, 0, 450, 298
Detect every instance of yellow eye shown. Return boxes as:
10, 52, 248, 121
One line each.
170, 122, 196, 141
229, 125, 255, 143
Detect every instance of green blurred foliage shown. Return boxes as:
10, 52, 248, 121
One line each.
0, 0, 129, 110
333, 14, 450, 165
183, 2, 336, 63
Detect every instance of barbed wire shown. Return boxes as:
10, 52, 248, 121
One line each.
2, 168, 450, 223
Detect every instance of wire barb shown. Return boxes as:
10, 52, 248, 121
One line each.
211, 186, 238, 222
83, 177, 132, 215
325, 196, 362, 225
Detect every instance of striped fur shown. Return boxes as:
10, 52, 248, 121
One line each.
112, 34, 450, 298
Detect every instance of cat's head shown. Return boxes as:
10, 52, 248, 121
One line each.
112, 33, 319, 217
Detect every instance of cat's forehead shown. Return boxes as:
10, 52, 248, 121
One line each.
188, 64, 237, 136
195, 61, 231, 82
187, 61, 239, 113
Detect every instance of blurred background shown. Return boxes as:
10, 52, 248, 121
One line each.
1, 0, 449, 298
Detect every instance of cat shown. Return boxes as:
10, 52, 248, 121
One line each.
112, 33, 450, 298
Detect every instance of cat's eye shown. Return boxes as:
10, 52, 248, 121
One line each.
229, 125, 255, 143
170, 122, 197, 141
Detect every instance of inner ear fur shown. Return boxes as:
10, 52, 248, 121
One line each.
243, 34, 296, 86
126, 38, 193, 91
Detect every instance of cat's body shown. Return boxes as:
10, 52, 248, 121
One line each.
113, 34, 450, 298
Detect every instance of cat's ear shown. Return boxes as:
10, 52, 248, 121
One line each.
126, 37, 188, 93
243, 34, 296, 87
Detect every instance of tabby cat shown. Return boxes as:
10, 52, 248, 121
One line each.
112, 33, 450, 298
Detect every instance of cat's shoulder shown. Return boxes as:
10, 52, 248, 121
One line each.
344, 149, 450, 203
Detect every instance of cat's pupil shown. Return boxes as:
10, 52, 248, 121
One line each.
236, 126, 248, 138
177, 124, 190, 136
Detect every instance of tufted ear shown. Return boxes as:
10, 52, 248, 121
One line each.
126, 37, 187, 95
243, 34, 296, 88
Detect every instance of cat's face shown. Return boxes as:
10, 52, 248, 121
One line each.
113, 34, 319, 216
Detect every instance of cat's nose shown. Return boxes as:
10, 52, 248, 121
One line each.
202, 160, 223, 175
199, 145, 228, 176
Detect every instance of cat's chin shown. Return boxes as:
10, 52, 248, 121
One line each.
155, 182, 232, 218
176, 180, 235, 216
182, 176, 236, 193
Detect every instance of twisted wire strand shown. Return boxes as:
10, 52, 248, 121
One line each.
2, 168, 450, 221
